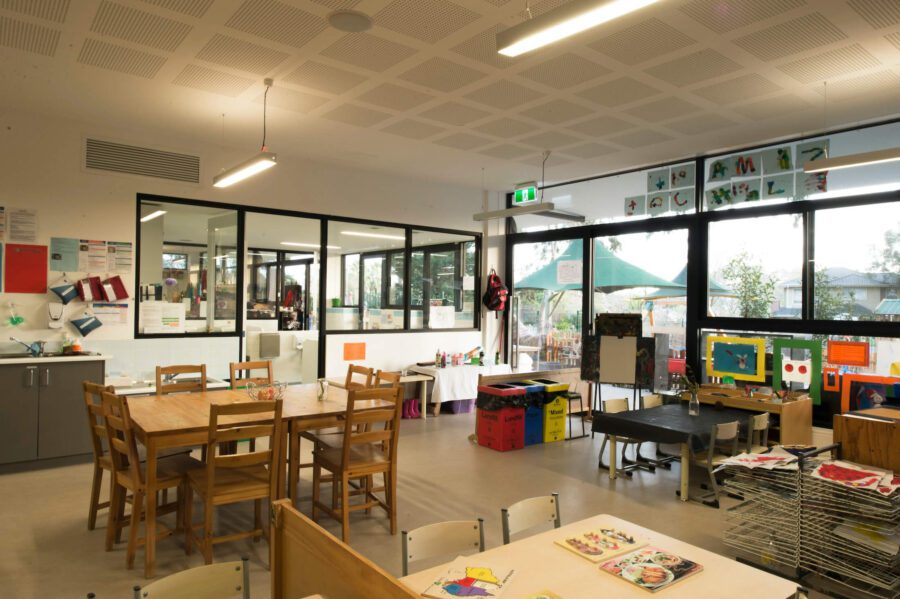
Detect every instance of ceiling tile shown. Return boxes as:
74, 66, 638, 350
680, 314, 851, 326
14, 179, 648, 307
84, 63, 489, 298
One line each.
77, 38, 166, 78
90, 1, 192, 52
196, 34, 288, 75
226, 0, 326, 50
172, 64, 255, 96
320, 33, 416, 73
284, 60, 366, 94
451, 24, 515, 70
375, 0, 481, 43
847, 0, 900, 29
562, 142, 618, 159
734, 13, 847, 62
690, 74, 781, 104
519, 153, 572, 168
258, 87, 329, 113
588, 18, 696, 65
473, 117, 534, 138
777, 43, 880, 84
399, 57, 486, 92
607, 129, 674, 148
138, 0, 215, 18
519, 99, 592, 125
481, 0, 514, 5
381, 119, 446, 139
645, 49, 743, 87
479, 143, 532, 160
679, 0, 806, 34
519, 53, 611, 89
322, 104, 392, 127
519, 130, 583, 149
577, 77, 661, 107
464, 80, 544, 110
811, 69, 900, 101
0, 0, 70, 23
625, 97, 702, 122
0, 15, 60, 56
886, 32, 900, 51
530, 0, 573, 18
357, 83, 433, 111
418, 101, 491, 126
564, 115, 634, 137
310, 0, 361, 8
433, 132, 494, 150
733, 93, 811, 120
665, 113, 739, 134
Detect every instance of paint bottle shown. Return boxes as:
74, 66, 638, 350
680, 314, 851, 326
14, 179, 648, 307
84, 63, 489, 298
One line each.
435, 349, 441, 367
441, 352, 447, 369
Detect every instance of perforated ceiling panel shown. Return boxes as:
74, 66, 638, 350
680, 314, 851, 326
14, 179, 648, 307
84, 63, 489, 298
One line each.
886, 31, 900, 51
322, 104, 392, 127
90, 1, 192, 52
645, 49, 742, 87
0, 15, 60, 56
138, 0, 214, 18
565, 115, 633, 137
607, 129, 673, 148
576, 77, 660, 107
519, 130, 582, 150
310, 0, 361, 9
520, 152, 571, 167
473, 117, 533, 138
666, 113, 738, 135
172, 64, 255, 96
679, 0, 807, 34
464, 79, 544, 109
733, 94, 810, 120
433, 131, 493, 150
226, 0, 326, 50
320, 33, 417, 73
399, 57, 486, 92
358, 83, 433, 111
847, 0, 900, 29
519, 53, 610, 89
520, 99, 591, 125
478, 143, 531, 159
625, 98, 701, 123
813, 69, 900, 101
381, 119, 445, 139
78, 38, 166, 78
563, 141, 617, 159
0, 0, 69, 23
419, 101, 490, 126
451, 24, 515, 69
196, 34, 288, 75
691, 73, 781, 104
588, 18, 696, 65
284, 60, 366, 94
777, 43, 880, 84
733, 13, 847, 61
259, 87, 329, 113
375, 0, 481, 44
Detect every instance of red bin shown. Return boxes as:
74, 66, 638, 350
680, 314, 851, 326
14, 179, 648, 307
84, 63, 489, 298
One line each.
476, 406, 525, 452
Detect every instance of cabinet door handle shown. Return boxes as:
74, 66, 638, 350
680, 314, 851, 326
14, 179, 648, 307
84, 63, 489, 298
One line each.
40, 368, 50, 387
24, 367, 36, 388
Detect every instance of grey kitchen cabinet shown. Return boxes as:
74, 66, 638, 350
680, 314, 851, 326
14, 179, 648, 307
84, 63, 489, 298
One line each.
0, 359, 105, 464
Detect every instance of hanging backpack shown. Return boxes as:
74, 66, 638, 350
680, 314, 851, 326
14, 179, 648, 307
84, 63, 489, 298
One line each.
482, 268, 509, 317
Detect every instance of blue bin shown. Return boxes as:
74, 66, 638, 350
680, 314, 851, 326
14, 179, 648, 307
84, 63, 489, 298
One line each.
524, 405, 544, 446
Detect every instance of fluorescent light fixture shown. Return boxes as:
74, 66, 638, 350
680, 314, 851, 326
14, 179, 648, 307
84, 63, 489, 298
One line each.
213, 152, 277, 188
804, 146, 900, 173
497, 0, 660, 57
473, 202, 585, 223
140, 210, 166, 222
281, 241, 341, 250
341, 231, 405, 241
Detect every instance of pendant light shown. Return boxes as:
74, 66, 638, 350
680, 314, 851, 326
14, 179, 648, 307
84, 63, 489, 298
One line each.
213, 78, 277, 188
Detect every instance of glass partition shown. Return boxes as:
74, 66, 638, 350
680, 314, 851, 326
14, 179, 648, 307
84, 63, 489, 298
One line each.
410, 230, 478, 329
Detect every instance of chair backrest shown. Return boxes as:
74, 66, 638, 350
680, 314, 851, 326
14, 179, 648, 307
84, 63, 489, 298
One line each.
156, 364, 207, 394
203, 400, 283, 501
344, 364, 373, 390
501, 492, 560, 544
133, 558, 250, 599
401, 519, 485, 576
748, 412, 770, 450
603, 398, 629, 414
230, 360, 274, 389
83, 381, 115, 463
642, 394, 662, 409
339, 387, 403, 467
101, 391, 144, 487
708, 421, 740, 461
374, 370, 401, 388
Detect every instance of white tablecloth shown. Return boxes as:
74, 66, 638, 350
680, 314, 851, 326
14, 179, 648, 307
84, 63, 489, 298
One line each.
409, 363, 512, 403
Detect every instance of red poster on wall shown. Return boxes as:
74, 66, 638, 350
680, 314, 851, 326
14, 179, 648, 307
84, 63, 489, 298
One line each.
5, 244, 48, 293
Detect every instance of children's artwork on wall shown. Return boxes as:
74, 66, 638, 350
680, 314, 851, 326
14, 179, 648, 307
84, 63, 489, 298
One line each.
823, 367, 840, 392
762, 174, 794, 199
595, 313, 641, 338
670, 164, 694, 188
705, 185, 733, 209
797, 138, 830, 165
761, 146, 793, 174
731, 179, 761, 203
732, 152, 760, 177
782, 358, 812, 385
707, 158, 730, 182
772, 338, 822, 404
708, 337, 763, 381
827, 340, 869, 367
624, 195, 646, 217
647, 169, 668, 192
802, 172, 828, 195
855, 383, 887, 410
670, 189, 693, 213
840, 374, 898, 412
646, 192, 669, 216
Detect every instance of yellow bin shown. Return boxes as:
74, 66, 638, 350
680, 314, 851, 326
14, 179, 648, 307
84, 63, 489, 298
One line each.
528, 379, 568, 443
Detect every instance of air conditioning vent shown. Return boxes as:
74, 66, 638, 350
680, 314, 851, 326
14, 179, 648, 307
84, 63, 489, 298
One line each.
85, 138, 200, 183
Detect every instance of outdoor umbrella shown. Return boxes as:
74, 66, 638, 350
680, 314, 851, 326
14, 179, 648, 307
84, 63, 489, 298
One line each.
639, 266, 733, 300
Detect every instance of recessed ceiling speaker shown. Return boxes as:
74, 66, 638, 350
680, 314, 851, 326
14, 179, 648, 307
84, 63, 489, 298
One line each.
328, 10, 373, 33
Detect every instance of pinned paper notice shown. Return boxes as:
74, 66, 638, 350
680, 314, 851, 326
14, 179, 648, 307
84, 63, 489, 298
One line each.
556, 260, 582, 285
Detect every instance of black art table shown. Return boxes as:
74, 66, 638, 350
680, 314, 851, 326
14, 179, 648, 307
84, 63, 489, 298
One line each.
592, 403, 750, 501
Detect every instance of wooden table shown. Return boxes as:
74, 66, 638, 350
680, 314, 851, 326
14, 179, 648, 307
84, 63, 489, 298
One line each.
684, 389, 812, 445
127, 384, 385, 577
400, 514, 797, 598
326, 373, 434, 419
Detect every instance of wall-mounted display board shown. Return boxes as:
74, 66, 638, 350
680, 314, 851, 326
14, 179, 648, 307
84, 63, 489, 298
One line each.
706, 335, 766, 382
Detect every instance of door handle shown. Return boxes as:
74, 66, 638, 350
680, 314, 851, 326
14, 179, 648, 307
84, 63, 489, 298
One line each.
24, 366, 37, 388
40, 368, 50, 388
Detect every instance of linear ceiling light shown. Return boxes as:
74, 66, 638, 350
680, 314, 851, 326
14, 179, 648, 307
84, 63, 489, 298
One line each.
341, 231, 405, 241
213, 78, 277, 188
496, 0, 660, 57
281, 241, 341, 250
803, 146, 900, 174
140, 210, 166, 222
473, 202, 585, 223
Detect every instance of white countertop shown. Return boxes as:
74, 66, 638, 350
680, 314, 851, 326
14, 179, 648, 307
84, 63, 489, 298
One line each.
0, 354, 112, 365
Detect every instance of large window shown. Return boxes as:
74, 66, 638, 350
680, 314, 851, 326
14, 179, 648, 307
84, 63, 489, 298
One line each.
410, 230, 478, 330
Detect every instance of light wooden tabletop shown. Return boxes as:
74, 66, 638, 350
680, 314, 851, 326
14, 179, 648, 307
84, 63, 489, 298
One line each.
400, 514, 796, 599
127, 384, 354, 436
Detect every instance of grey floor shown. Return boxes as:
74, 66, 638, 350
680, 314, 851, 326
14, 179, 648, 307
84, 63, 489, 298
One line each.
0, 412, 807, 598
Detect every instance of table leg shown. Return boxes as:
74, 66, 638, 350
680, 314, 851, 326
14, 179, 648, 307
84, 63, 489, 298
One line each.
609, 435, 617, 480
288, 424, 300, 502
419, 380, 427, 421
679, 443, 690, 502
276, 425, 289, 500
144, 437, 158, 578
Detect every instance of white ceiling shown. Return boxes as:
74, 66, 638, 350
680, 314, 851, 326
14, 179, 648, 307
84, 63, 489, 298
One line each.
3, 0, 900, 191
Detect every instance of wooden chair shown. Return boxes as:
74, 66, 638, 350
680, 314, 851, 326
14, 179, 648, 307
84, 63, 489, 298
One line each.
101, 391, 200, 573
501, 492, 560, 545
690, 420, 740, 508
597, 398, 655, 476
83, 381, 116, 530
133, 557, 250, 598
156, 364, 207, 395
373, 369, 401, 388
229, 360, 274, 389
401, 519, 485, 576
312, 386, 402, 543
746, 413, 770, 453
345, 364, 374, 389
185, 399, 283, 564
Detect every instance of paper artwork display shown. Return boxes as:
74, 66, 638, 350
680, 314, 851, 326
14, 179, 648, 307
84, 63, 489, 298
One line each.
600, 547, 703, 593
810, 460, 898, 496
856, 383, 887, 409
732, 152, 760, 178
772, 338, 822, 404
625, 196, 646, 217
761, 146, 793, 174
802, 172, 828, 195
421, 558, 515, 599
647, 169, 668, 192
646, 192, 668, 216
670, 164, 694, 189
595, 313, 641, 338
827, 340, 869, 367
706, 336, 766, 382
781, 359, 812, 385
670, 189, 693, 213
7, 208, 37, 243
720, 447, 799, 470
599, 335, 638, 385
555, 527, 647, 563
797, 139, 829, 164
707, 158, 730, 182
705, 185, 732, 209
5, 243, 48, 293
823, 367, 840, 392
834, 520, 900, 555
762, 174, 794, 199
731, 179, 760, 203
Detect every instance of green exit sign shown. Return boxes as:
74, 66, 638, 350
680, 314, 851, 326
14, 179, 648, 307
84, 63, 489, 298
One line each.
514, 185, 537, 204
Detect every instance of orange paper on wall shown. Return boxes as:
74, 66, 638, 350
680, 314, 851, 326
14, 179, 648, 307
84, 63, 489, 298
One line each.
343, 342, 366, 361
827, 341, 869, 367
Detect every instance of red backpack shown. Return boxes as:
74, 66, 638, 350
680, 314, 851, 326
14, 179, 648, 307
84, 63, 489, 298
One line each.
482, 269, 509, 317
